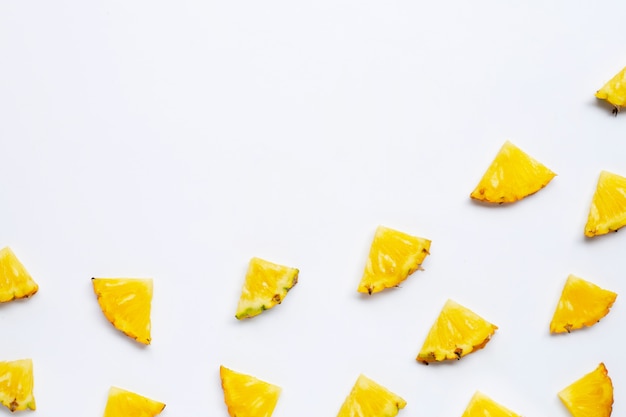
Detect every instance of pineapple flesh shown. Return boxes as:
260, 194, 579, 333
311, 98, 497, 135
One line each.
337, 374, 406, 417
596, 66, 626, 114
584, 170, 626, 237
461, 391, 521, 417
0, 359, 36, 412
550, 275, 617, 334
470, 140, 556, 204
0, 247, 39, 303
103, 386, 165, 417
358, 226, 431, 295
220, 365, 281, 417
558, 363, 613, 417
417, 299, 497, 364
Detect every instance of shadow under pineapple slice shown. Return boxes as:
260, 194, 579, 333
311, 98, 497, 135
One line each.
103, 386, 165, 417
470, 140, 556, 204
584, 171, 626, 237
92, 278, 153, 345
220, 365, 281, 417
0, 247, 38, 303
0, 359, 35, 412
558, 363, 613, 417
596, 66, 626, 115
550, 275, 617, 334
336, 374, 406, 417
417, 299, 497, 364
358, 226, 431, 295
461, 391, 520, 417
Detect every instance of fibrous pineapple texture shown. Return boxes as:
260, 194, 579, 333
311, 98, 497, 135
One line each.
220, 365, 281, 417
0, 359, 36, 412
584, 170, 626, 237
596, 66, 626, 114
461, 391, 521, 417
102, 386, 165, 417
0, 247, 39, 303
558, 363, 613, 417
337, 374, 406, 417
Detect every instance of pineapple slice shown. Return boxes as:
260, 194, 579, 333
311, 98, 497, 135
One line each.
92, 278, 153, 344
596, 66, 626, 114
337, 374, 406, 417
235, 257, 299, 319
417, 299, 497, 364
220, 365, 281, 417
470, 140, 556, 204
103, 386, 165, 417
584, 170, 626, 237
358, 226, 431, 295
550, 275, 617, 334
0, 359, 36, 412
558, 363, 613, 417
462, 391, 520, 417
0, 247, 39, 303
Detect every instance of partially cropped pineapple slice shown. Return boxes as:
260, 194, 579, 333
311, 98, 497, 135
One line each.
470, 140, 556, 204
0, 247, 39, 303
337, 374, 406, 417
584, 171, 626, 237
417, 299, 497, 364
103, 386, 165, 417
596, 66, 626, 114
462, 391, 520, 417
0, 359, 36, 412
550, 275, 617, 334
558, 363, 613, 417
358, 226, 431, 295
235, 257, 298, 319
92, 278, 153, 344
220, 365, 281, 417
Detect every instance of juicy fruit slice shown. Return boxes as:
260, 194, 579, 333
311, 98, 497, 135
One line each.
220, 365, 281, 417
417, 299, 497, 364
337, 374, 406, 417
0, 359, 36, 412
596, 66, 626, 114
584, 170, 626, 237
358, 226, 431, 295
462, 391, 520, 417
550, 275, 617, 333
558, 363, 613, 417
92, 278, 153, 344
0, 247, 39, 303
103, 386, 165, 417
235, 257, 299, 319
470, 140, 556, 204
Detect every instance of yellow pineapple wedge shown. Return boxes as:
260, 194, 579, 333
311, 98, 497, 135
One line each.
103, 386, 165, 417
470, 140, 556, 204
358, 226, 431, 295
337, 374, 406, 417
461, 391, 520, 417
0, 247, 39, 303
596, 66, 626, 115
92, 278, 153, 344
220, 365, 281, 417
584, 170, 626, 237
0, 359, 36, 412
550, 275, 617, 334
558, 363, 613, 417
235, 257, 298, 320
417, 299, 497, 364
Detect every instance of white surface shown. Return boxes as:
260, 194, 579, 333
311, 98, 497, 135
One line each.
1, 0, 626, 415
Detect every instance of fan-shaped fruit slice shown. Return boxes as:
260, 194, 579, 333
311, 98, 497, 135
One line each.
417, 299, 497, 364
584, 171, 626, 237
220, 365, 281, 417
92, 278, 153, 344
558, 363, 613, 417
550, 275, 617, 333
358, 226, 431, 295
596, 66, 626, 114
461, 391, 520, 417
337, 374, 406, 417
0, 359, 36, 412
103, 386, 165, 417
235, 257, 299, 319
470, 140, 556, 204
0, 247, 39, 303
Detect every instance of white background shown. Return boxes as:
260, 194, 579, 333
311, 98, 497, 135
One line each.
1, 0, 626, 415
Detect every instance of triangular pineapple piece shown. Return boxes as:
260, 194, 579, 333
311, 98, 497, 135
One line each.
558, 363, 613, 417
550, 275, 617, 333
103, 386, 165, 417
92, 278, 153, 344
596, 66, 626, 114
220, 365, 281, 417
584, 170, 626, 237
337, 374, 406, 417
235, 257, 299, 319
462, 391, 520, 417
470, 140, 556, 204
0, 247, 39, 303
417, 299, 498, 364
0, 359, 36, 412
358, 226, 431, 295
